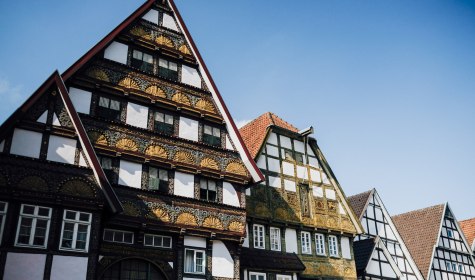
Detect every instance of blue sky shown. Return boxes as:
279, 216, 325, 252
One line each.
0, 1, 474, 220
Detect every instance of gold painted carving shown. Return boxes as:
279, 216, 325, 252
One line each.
275, 207, 289, 221
119, 77, 140, 90
60, 180, 95, 198
171, 92, 191, 106
150, 207, 170, 222
145, 85, 166, 98
202, 216, 223, 230
200, 157, 219, 170
179, 44, 191, 55
228, 221, 245, 232
195, 99, 215, 113
18, 176, 48, 192
145, 145, 168, 159
88, 132, 108, 146
255, 203, 270, 217
130, 26, 146, 37
225, 162, 248, 176
123, 202, 140, 217
173, 151, 195, 165
155, 35, 175, 48
116, 138, 139, 152
176, 212, 197, 226
86, 68, 110, 82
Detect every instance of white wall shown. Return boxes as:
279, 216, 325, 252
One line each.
296, 166, 307, 180
313, 186, 323, 197
326, 189, 336, 200
184, 236, 206, 248
10, 129, 43, 159
181, 65, 201, 88
104, 41, 128, 64
284, 180, 296, 192
118, 160, 142, 188
126, 102, 149, 129
267, 158, 280, 172
256, 156, 266, 169
225, 136, 234, 150
79, 153, 88, 167
178, 117, 198, 141
223, 182, 240, 207
37, 111, 47, 123
4, 253, 46, 280
285, 228, 298, 253
52, 113, 61, 126
280, 135, 292, 149
162, 13, 179, 31
142, 9, 159, 24
69, 87, 92, 114
212, 240, 234, 278
267, 133, 278, 145
50, 255, 88, 280
310, 169, 321, 182
47, 135, 77, 165
174, 171, 194, 198
266, 145, 279, 157
282, 162, 294, 176
269, 176, 281, 188
341, 237, 352, 259
294, 140, 305, 153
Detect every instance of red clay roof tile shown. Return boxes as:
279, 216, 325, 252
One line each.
460, 217, 475, 249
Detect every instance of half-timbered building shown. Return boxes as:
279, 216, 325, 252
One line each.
0, 0, 264, 279
348, 189, 423, 280
460, 218, 475, 256
393, 204, 475, 280
239, 112, 364, 280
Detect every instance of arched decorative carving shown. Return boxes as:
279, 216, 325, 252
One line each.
228, 221, 245, 232
17, 176, 48, 192
176, 212, 197, 226
60, 179, 95, 198
145, 145, 168, 159
149, 207, 170, 222
86, 68, 110, 82
171, 92, 191, 106
118, 77, 140, 90
254, 203, 270, 217
88, 131, 108, 146
130, 26, 146, 37
195, 99, 215, 113
173, 151, 195, 165
145, 85, 166, 98
200, 157, 219, 170
116, 138, 139, 152
202, 216, 223, 230
225, 161, 248, 176
155, 35, 174, 48
275, 207, 289, 221
179, 44, 191, 55
122, 201, 141, 217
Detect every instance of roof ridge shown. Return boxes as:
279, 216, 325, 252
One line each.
392, 203, 445, 218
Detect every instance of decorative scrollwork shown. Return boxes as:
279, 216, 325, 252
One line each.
116, 138, 139, 152
118, 77, 140, 90
149, 207, 170, 222
202, 216, 223, 230
228, 221, 245, 232
176, 212, 197, 226
60, 179, 95, 198
17, 176, 48, 192
225, 162, 248, 176
145, 85, 166, 98
86, 67, 110, 82
195, 99, 215, 113
173, 151, 195, 165
200, 157, 219, 170
171, 92, 191, 106
179, 44, 191, 55
155, 35, 175, 48
145, 145, 168, 159
88, 131, 108, 146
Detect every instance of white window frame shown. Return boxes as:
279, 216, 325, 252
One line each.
328, 235, 339, 257
253, 224, 265, 249
315, 233, 326, 256
184, 248, 206, 274
276, 275, 292, 280
59, 210, 92, 252
0, 202, 7, 245
144, 234, 172, 248
301, 231, 312, 254
103, 229, 134, 244
249, 272, 266, 280
270, 227, 281, 251
15, 204, 52, 248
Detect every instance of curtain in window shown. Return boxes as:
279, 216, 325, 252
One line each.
185, 250, 195, 272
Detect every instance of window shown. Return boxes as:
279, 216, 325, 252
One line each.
144, 234, 172, 248
97, 96, 121, 121
301, 231, 312, 254
59, 210, 92, 252
294, 152, 304, 164
99, 156, 114, 183
131, 49, 154, 73
203, 125, 221, 147
451, 262, 457, 272
15, 204, 51, 248
315, 233, 326, 255
277, 275, 291, 280
446, 261, 452, 271
184, 248, 205, 274
148, 167, 169, 192
253, 224, 265, 249
158, 58, 178, 81
0, 202, 7, 244
103, 229, 134, 244
154, 112, 174, 135
200, 179, 217, 202
270, 227, 281, 251
458, 264, 465, 273
250, 272, 266, 280
447, 229, 453, 238
102, 259, 163, 280
328, 235, 339, 257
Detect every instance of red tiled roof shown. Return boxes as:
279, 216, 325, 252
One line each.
392, 204, 445, 278
239, 112, 299, 159
460, 217, 475, 248
348, 189, 374, 219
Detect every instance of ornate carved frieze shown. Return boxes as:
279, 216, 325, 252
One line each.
302, 257, 357, 280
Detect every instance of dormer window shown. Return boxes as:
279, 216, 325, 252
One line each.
131, 50, 154, 73
97, 96, 121, 121
148, 167, 168, 192
159, 58, 178, 81
154, 112, 174, 135
203, 125, 221, 147
200, 179, 217, 202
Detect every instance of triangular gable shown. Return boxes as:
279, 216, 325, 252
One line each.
60, 0, 263, 183
461, 218, 475, 253
354, 237, 402, 279
0, 71, 122, 214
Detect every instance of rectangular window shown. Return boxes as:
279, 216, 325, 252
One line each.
97, 96, 121, 121
250, 272, 266, 280
253, 224, 265, 249
447, 229, 453, 238
328, 235, 339, 257
315, 233, 326, 255
270, 227, 281, 251
144, 234, 172, 248
154, 112, 174, 135
60, 210, 92, 252
203, 125, 221, 147
294, 152, 304, 164
446, 261, 452, 271
149, 167, 169, 192
276, 275, 291, 280
0, 202, 8, 245
99, 156, 114, 183
458, 264, 464, 273
15, 204, 52, 248
131, 49, 154, 73
200, 179, 217, 202
103, 229, 134, 244
301, 231, 312, 254
158, 58, 178, 81
184, 248, 205, 274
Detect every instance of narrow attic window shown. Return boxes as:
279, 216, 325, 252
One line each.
200, 179, 217, 202
97, 96, 121, 121
158, 58, 178, 81
131, 50, 154, 73
154, 112, 174, 135
203, 125, 221, 147
148, 167, 169, 192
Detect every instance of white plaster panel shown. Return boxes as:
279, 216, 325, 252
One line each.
47, 135, 77, 164
178, 117, 199, 141
266, 145, 279, 157
326, 189, 336, 200
282, 161, 294, 176
10, 129, 43, 159
212, 240, 234, 278
79, 153, 87, 167
245, 187, 251, 196
381, 262, 397, 278
267, 157, 280, 172
168, 262, 174, 268
181, 65, 201, 88
223, 182, 240, 207
4, 253, 46, 280
256, 156, 266, 169
225, 135, 234, 150
104, 41, 128, 64
184, 236, 206, 248
308, 157, 319, 168
52, 113, 61, 126
269, 176, 281, 188
69, 87, 92, 114
126, 102, 149, 129
118, 160, 142, 188
173, 171, 195, 198
280, 135, 292, 149
339, 203, 346, 215
296, 165, 308, 180
162, 13, 179, 31
322, 172, 330, 184
50, 255, 88, 280
267, 132, 278, 145
294, 140, 305, 153
367, 256, 381, 276
313, 186, 323, 197
285, 228, 298, 253
37, 111, 47, 123
0, 140, 4, 152
243, 223, 249, 247
284, 180, 296, 192
142, 9, 159, 24
310, 169, 321, 182
341, 237, 352, 259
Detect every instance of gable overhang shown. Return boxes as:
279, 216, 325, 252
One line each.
371, 236, 403, 279
446, 203, 475, 267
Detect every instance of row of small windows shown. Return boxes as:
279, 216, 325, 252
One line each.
249, 272, 291, 280
131, 49, 179, 81
103, 229, 172, 249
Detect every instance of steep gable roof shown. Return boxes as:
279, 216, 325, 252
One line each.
348, 189, 374, 219
392, 204, 445, 277
460, 217, 475, 250
353, 237, 402, 278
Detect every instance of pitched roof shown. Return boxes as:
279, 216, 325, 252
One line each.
348, 189, 374, 219
392, 204, 445, 278
240, 247, 305, 272
353, 238, 377, 273
460, 217, 475, 249
239, 112, 299, 158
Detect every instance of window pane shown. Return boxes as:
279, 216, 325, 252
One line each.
159, 169, 168, 181
133, 50, 142, 60
99, 97, 109, 108
65, 211, 76, 220
165, 114, 174, 125
159, 58, 168, 68
185, 250, 195, 272
144, 235, 153, 246
124, 233, 133, 244
18, 217, 32, 244
204, 125, 212, 135
213, 128, 220, 137
79, 213, 90, 222
196, 251, 204, 272
169, 62, 178, 71
101, 158, 112, 170
163, 237, 171, 248
143, 53, 153, 64
149, 167, 158, 178
0, 202, 6, 212
200, 179, 207, 189
110, 100, 120, 111
155, 112, 165, 122
208, 180, 216, 191
38, 207, 50, 217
